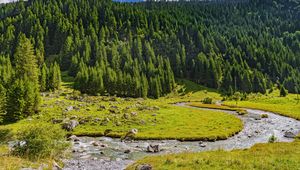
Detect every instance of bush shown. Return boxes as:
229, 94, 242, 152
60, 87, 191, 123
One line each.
261, 114, 269, 118
280, 86, 288, 97
268, 135, 277, 143
0, 127, 13, 144
202, 97, 213, 104
12, 123, 69, 160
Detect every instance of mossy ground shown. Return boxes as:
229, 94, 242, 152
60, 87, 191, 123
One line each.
225, 89, 300, 120
126, 141, 300, 170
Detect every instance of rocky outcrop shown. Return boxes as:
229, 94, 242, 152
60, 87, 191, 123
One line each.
62, 120, 79, 131
284, 131, 296, 138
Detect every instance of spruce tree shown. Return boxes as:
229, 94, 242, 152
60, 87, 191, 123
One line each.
40, 63, 48, 92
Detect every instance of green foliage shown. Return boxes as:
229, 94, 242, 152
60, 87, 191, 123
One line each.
5, 78, 39, 122
280, 85, 288, 97
268, 135, 277, 143
14, 34, 39, 84
232, 92, 242, 105
12, 123, 69, 160
0, 127, 12, 144
0, 0, 299, 97
202, 97, 213, 104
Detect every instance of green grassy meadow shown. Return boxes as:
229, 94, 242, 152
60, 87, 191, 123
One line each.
0, 79, 240, 141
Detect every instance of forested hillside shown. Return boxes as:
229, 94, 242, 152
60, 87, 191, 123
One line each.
0, 0, 299, 120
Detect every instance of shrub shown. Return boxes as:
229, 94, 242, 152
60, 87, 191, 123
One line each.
261, 114, 269, 118
0, 127, 13, 144
12, 123, 69, 160
268, 135, 277, 143
202, 97, 213, 104
280, 86, 288, 97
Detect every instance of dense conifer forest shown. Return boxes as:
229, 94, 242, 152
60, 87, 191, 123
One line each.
0, 0, 299, 120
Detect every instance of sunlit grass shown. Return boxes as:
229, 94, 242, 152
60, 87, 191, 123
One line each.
225, 90, 300, 120
126, 141, 300, 170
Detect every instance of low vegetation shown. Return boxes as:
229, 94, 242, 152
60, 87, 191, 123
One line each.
188, 102, 246, 113
12, 123, 69, 160
225, 90, 300, 120
127, 141, 300, 170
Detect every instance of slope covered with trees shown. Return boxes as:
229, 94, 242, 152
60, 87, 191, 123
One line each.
0, 0, 299, 120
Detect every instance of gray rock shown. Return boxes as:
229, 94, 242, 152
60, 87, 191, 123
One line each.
52, 119, 63, 124
200, 143, 206, 147
124, 149, 131, 154
99, 105, 106, 110
116, 121, 122, 126
284, 131, 296, 138
136, 164, 152, 170
147, 144, 160, 153
70, 115, 77, 119
110, 105, 118, 109
123, 113, 129, 119
250, 114, 261, 120
68, 135, 80, 142
65, 106, 74, 112
93, 118, 101, 122
131, 112, 138, 116
91, 141, 100, 146
62, 120, 79, 131
199, 142, 206, 147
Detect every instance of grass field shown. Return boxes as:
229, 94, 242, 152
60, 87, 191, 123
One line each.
0, 79, 240, 141
127, 141, 300, 170
225, 90, 300, 120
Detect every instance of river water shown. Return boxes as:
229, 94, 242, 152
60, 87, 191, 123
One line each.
63, 103, 300, 170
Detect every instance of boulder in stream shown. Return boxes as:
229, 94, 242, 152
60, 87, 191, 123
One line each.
284, 131, 296, 138
68, 135, 80, 142
147, 144, 160, 153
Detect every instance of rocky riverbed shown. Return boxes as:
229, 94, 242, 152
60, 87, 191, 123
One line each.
63, 103, 300, 170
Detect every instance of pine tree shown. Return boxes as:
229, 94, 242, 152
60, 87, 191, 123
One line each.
280, 85, 288, 97
40, 63, 48, 92
0, 84, 6, 121
5, 79, 26, 122
14, 34, 39, 85
52, 62, 61, 90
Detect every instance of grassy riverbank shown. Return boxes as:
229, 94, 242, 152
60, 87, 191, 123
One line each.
127, 141, 300, 170
225, 90, 300, 120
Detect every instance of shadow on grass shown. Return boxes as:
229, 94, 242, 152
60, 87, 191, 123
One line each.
61, 71, 75, 89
